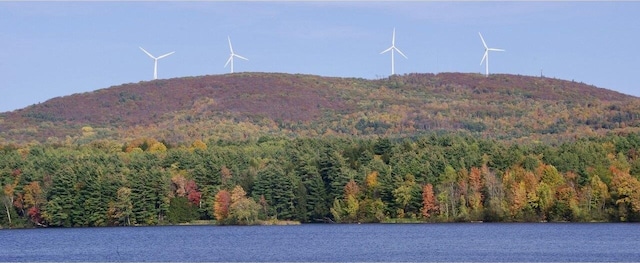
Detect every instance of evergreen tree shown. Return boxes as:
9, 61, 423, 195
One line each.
253, 164, 296, 220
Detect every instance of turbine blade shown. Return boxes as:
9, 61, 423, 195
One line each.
234, 54, 249, 61
480, 51, 488, 65
489, 48, 505, 52
228, 36, 234, 53
157, 51, 175, 59
139, 47, 155, 59
395, 47, 408, 59
380, 46, 393, 54
224, 56, 232, 67
478, 32, 488, 49
392, 28, 396, 46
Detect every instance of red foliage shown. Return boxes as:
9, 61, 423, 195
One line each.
27, 206, 43, 225
185, 180, 202, 206
213, 190, 231, 221
11, 169, 21, 178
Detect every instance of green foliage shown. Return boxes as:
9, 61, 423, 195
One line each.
166, 197, 198, 224
253, 164, 296, 220
3, 132, 640, 227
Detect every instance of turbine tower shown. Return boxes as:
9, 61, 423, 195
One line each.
224, 36, 248, 73
380, 28, 408, 75
139, 47, 174, 80
479, 32, 504, 77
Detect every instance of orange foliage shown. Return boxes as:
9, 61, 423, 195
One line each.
344, 179, 360, 199
610, 166, 640, 215
23, 181, 45, 224
213, 190, 231, 222
421, 183, 437, 218
509, 181, 527, 219
468, 167, 484, 211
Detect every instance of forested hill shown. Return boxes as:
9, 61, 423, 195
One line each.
1, 72, 639, 144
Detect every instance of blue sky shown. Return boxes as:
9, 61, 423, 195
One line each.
1, 1, 639, 112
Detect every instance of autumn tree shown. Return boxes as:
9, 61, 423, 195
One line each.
229, 186, 260, 225
538, 163, 565, 189
393, 174, 419, 218
23, 181, 46, 226
191, 140, 207, 151
167, 175, 199, 224
213, 189, 231, 223
535, 182, 554, 220
2, 184, 15, 226
147, 141, 167, 153
171, 174, 187, 198
330, 179, 361, 223
581, 174, 609, 220
228, 185, 260, 224
610, 166, 640, 221
467, 167, 484, 220
357, 170, 386, 222
550, 184, 580, 221
185, 180, 202, 207
364, 171, 380, 198
421, 183, 437, 219
509, 180, 527, 221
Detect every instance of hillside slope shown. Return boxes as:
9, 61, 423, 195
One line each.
1, 72, 639, 144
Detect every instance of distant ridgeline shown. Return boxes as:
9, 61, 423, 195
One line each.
2, 73, 640, 227
0, 72, 639, 145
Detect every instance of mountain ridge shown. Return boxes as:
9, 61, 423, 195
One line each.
1, 72, 639, 145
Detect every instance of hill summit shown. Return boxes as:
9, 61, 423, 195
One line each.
1, 72, 639, 145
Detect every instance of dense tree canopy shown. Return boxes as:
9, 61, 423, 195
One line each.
3, 132, 640, 228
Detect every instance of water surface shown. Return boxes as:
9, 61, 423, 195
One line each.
1, 223, 638, 262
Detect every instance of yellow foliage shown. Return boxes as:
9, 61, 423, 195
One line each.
191, 139, 207, 150
365, 171, 379, 190
81, 126, 95, 137
147, 142, 167, 152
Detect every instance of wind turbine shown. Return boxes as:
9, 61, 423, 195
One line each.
479, 32, 504, 77
139, 47, 174, 80
224, 36, 248, 73
380, 28, 408, 75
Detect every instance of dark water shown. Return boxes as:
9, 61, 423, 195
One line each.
1, 223, 639, 262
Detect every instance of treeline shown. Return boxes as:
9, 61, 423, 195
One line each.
2, 133, 640, 228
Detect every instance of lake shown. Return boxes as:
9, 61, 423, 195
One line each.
0, 223, 639, 262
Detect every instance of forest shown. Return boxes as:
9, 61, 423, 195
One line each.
2, 73, 640, 227
2, 131, 640, 228
2, 73, 640, 145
